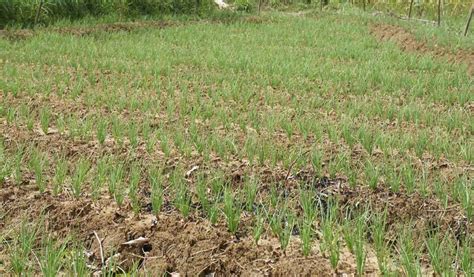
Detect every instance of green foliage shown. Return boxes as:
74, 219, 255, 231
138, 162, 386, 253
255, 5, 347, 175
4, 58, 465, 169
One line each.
29, 148, 47, 192
149, 166, 164, 215
0, 0, 216, 28
9, 221, 38, 274
223, 188, 241, 234
71, 158, 90, 198
235, 0, 254, 12
39, 237, 68, 277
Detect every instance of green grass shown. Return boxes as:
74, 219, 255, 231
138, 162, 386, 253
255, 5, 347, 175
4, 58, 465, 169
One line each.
0, 7, 472, 275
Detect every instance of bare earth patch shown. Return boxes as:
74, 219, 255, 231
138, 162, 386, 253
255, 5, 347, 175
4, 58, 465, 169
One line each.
1, 181, 383, 275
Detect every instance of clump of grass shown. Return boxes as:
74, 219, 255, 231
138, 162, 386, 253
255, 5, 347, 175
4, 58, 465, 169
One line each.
55, 114, 65, 134
253, 207, 266, 245
452, 176, 472, 221
459, 238, 472, 276
149, 167, 164, 215
196, 173, 218, 222
129, 163, 141, 214
92, 156, 108, 200
357, 125, 375, 155
6, 107, 16, 125
128, 122, 139, 148
39, 107, 51, 134
342, 217, 356, 253
269, 184, 281, 209
13, 145, 24, 185
172, 170, 191, 218
320, 199, 340, 270
401, 164, 416, 194
223, 188, 241, 234
398, 226, 422, 276
160, 135, 171, 157
425, 232, 455, 276
365, 161, 379, 190
300, 187, 318, 221
208, 199, 220, 225
370, 210, 389, 274
96, 119, 107, 145
354, 213, 367, 276
311, 148, 323, 174
269, 204, 295, 252
39, 237, 68, 277
299, 187, 318, 256
9, 221, 38, 275
111, 116, 123, 146
195, 174, 207, 203
299, 218, 313, 256
71, 158, 90, 198
52, 156, 68, 195
29, 149, 48, 192
68, 243, 89, 276
243, 177, 259, 212
109, 162, 125, 205
0, 139, 7, 187
278, 211, 295, 252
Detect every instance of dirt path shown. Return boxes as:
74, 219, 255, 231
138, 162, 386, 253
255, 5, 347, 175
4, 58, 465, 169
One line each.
370, 23, 474, 75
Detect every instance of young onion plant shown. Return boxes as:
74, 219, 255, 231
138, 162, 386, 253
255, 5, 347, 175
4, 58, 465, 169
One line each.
52, 156, 68, 196
39, 107, 51, 134
148, 167, 164, 215
71, 158, 90, 198
370, 210, 389, 274
253, 207, 266, 245
29, 148, 47, 193
129, 163, 141, 214
398, 226, 422, 276
320, 198, 341, 270
109, 162, 125, 206
299, 187, 318, 256
223, 188, 241, 234
173, 170, 191, 218
91, 157, 107, 200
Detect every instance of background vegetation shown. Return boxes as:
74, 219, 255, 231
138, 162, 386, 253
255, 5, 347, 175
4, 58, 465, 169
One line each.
1, 0, 472, 28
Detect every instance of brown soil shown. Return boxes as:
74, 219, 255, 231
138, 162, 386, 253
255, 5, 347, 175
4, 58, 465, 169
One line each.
370, 23, 474, 75
1, 158, 469, 275
1, 182, 379, 276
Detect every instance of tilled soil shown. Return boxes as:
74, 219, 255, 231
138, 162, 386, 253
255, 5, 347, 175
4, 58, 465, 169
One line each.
1, 164, 469, 275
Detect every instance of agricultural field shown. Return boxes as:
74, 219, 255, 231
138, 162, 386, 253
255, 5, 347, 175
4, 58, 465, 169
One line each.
0, 4, 473, 276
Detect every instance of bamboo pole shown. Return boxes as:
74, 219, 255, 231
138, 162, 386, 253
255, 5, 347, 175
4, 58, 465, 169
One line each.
34, 0, 44, 26
464, 6, 473, 36
437, 0, 442, 26
408, 0, 414, 19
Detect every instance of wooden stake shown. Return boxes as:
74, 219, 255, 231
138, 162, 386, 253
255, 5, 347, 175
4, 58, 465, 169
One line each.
437, 0, 441, 27
34, 0, 44, 26
408, 0, 414, 19
363, 0, 366, 12
464, 7, 473, 36
195, 0, 200, 13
